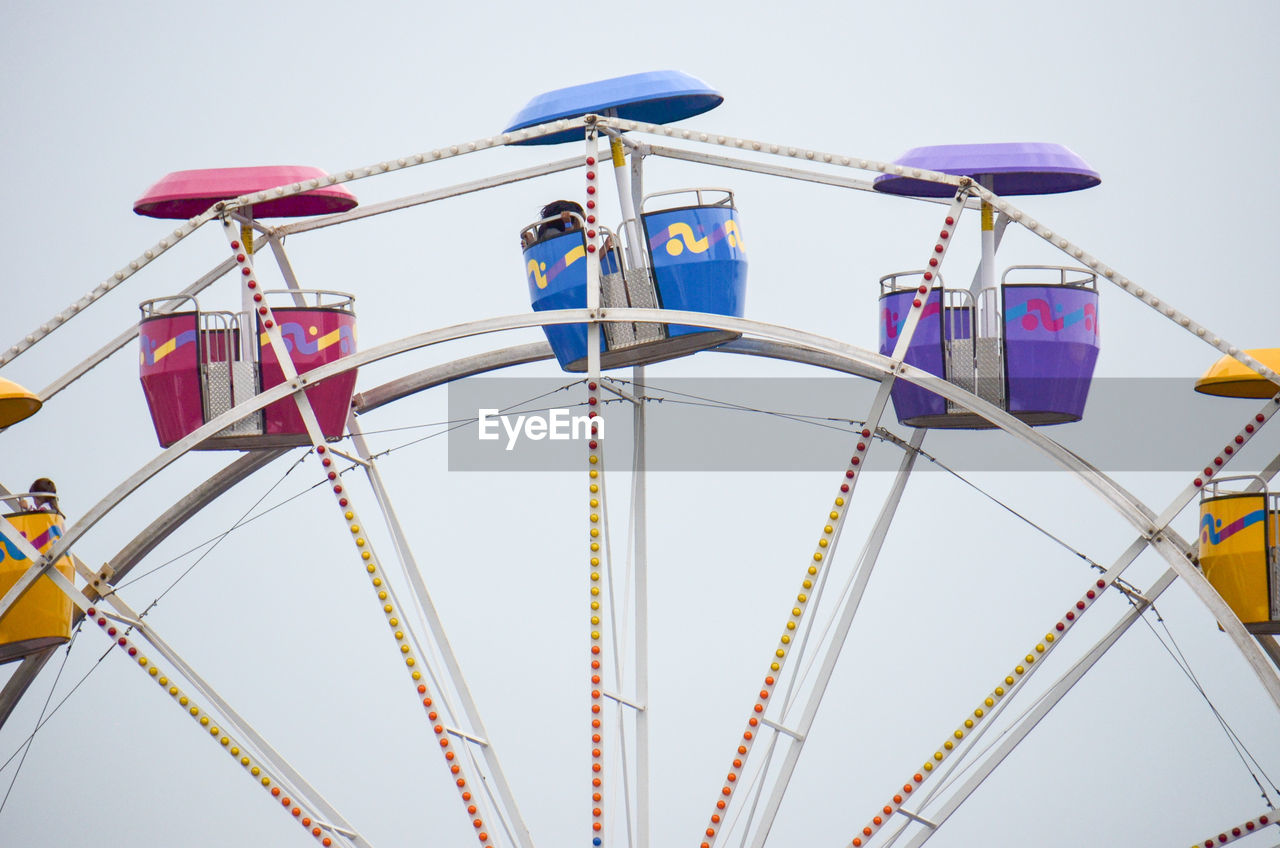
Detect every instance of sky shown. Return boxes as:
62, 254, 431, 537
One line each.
2, 1, 1280, 847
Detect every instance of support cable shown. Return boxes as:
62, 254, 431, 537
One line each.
1140, 601, 1279, 805
0, 630, 76, 815
122, 453, 309, 607
0, 640, 110, 775
603, 380, 1101, 571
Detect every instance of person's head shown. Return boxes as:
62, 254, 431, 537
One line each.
541, 199, 584, 222
30, 478, 56, 509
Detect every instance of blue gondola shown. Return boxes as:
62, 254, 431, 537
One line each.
509, 72, 747, 371
522, 190, 747, 371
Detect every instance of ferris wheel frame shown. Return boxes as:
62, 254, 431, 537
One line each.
1, 113, 1278, 847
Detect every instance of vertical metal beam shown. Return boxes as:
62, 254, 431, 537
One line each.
968, 212, 1009, 296
632, 365, 650, 848
583, 123, 608, 848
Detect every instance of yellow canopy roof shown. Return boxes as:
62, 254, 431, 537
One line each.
0, 377, 42, 427
1194, 348, 1280, 399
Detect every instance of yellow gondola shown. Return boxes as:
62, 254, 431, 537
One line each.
0, 507, 76, 662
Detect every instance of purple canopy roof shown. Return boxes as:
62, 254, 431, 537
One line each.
133, 166, 358, 219
873, 143, 1100, 197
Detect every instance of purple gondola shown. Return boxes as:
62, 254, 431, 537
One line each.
874, 143, 1102, 429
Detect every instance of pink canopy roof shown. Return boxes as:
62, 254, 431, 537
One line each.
133, 165, 358, 219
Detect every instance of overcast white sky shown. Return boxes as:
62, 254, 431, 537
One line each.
2, 1, 1280, 847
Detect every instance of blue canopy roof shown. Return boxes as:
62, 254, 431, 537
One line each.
503, 70, 723, 146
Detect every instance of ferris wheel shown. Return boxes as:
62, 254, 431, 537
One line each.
1, 69, 1279, 848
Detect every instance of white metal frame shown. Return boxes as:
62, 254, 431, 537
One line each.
3, 114, 1279, 848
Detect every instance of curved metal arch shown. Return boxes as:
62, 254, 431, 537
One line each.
0, 336, 884, 728
14, 309, 1280, 716
35, 307, 1159, 568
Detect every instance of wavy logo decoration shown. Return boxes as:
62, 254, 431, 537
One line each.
0, 522, 61, 564
260, 323, 355, 356
140, 329, 197, 366
1200, 508, 1267, 546
1005, 299, 1098, 334
649, 219, 745, 257
882, 301, 941, 341
528, 244, 587, 291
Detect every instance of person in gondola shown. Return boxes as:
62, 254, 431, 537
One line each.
522, 200, 615, 255
537, 199, 585, 240
522, 200, 585, 248
27, 478, 58, 514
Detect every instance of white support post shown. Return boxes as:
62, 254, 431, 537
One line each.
630, 147, 646, 265
605, 129, 644, 270
969, 209, 1008, 296
974, 176, 999, 339
632, 364, 650, 848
